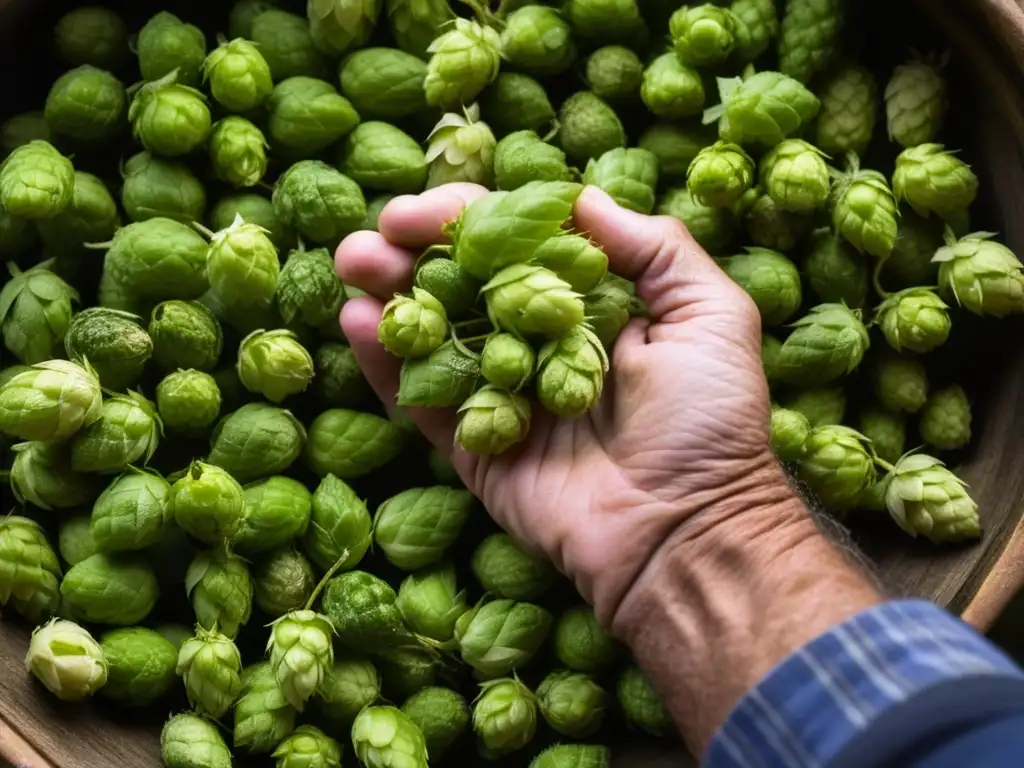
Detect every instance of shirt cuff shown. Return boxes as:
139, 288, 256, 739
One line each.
704, 599, 1024, 768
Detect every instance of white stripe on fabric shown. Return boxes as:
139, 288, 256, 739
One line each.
796, 647, 871, 728
746, 688, 817, 767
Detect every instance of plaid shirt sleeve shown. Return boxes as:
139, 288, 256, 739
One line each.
704, 600, 1024, 768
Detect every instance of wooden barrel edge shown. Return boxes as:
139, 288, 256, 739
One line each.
962, 512, 1024, 630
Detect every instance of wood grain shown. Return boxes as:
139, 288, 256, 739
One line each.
2, 0, 1024, 767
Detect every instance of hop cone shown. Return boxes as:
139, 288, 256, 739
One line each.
773, 303, 870, 386
778, 0, 841, 84
473, 678, 538, 759
872, 354, 929, 415
798, 425, 876, 510
378, 287, 448, 358
813, 64, 878, 157
532, 745, 612, 768
233, 662, 297, 754
686, 141, 754, 208
207, 215, 280, 316
276, 247, 345, 327
268, 609, 335, 711
718, 247, 802, 327
759, 139, 830, 213
933, 231, 1024, 317
308, 0, 382, 56
0, 261, 79, 365
856, 405, 906, 466
386, 0, 453, 59
770, 407, 810, 463
919, 385, 971, 451
424, 19, 501, 109
537, 326, 609, 418
351, 706, 429, 768
743, 191, 812, 253
803, 228, 868, 308
481, 333, 536, 391
892, 144, 978, 220
885, 54, 947, 148
185, 551, 253, 640
883, 211, 943, 289
832, 155, 899, 259
532, 234, 609, 295
272, 724, 343, 768
483, 264, 585, 338
730, 0, 778, 64
0, 516, 62, 622
783, 387, 846, 428
25, 619, 107, 701
176, 627, 243, 719
237, 329, 314, 403
456, 386, 532, 455
502, 6, 576, 76
885, 454, 980, 543
0, 360, 102, 442
875, 288, 951, 354
704, 72, 820, 148
69, 390, 163, 473
669, 4, 737, 67
425, 105, 496, 189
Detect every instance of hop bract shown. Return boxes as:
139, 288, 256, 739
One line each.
669, 4, 738, 67
798, 425, 877, 510
25, 619, 107, 701
456, 386, 533, 455
933, 231, 1024, 317
378, 288, 449, 359
424, 19, 501, 109
885, 454, 981, 543
875, 287, 951, 353
537, 326, 609, 418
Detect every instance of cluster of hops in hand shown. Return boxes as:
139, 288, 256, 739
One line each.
0, 0, 1017, 765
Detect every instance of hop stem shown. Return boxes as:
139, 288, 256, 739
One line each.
872, 256, 890, 299
191, 221, 216, 239
304, 550, 351, 610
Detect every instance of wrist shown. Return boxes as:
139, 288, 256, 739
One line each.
611, 459, 882, 754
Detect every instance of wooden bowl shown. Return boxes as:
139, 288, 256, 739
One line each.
3, 0, 1024, 766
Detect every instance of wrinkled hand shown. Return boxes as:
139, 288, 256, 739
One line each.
336, 184, 773, 626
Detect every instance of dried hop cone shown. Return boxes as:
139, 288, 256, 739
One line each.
378, 287, 449, 358
686, 141, 754, 208
875, 287, 951, 354
885, 454, 980, 543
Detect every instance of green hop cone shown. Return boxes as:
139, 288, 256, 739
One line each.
237, 329, 314, 403
203, 38, 273, 112
1, 261, 79, 365
658, 186, 738, 254
762, 333, 783, 385
669, 4, 738, 67
339, 47, 427, 121
557, 91, 626, 164
481, 73, 558, 138
563, 0, 646, 45
471, 533, 557, 602
352, 706, 429, 768
267, 76, 359, 156
374, 486, 474, 571
892, 143, 979, 220
873, 354, 929, 414
553, 606, 617, 673
456, 386, 533, 456
456, 599, 553, 678
537, 670, 608, 738
413, 256, 481, 321
156, 369, 221, 436
933, 231, 1024, 317
531, 745, 612, 768
803, 229, 868, 308
640, 122, 716, 182
59, 514, 99, 567
481, 333, 537, 392
798, 425, 877, 509
208, 403, 307, 483
536, 325, 609, 418
483, 263, 585, 338
875, 287, 951, 354
251, 9, 328, 81
831, 154, 899, 259
128, 73, 212, 157
268, 609, 335, 711
778, 0, 841, 84
54, 6, 129, 71
170, 460, 245, 545
617, 665, 672, 736
90, 467, 172, 553
161, 713, 231, 768
376, 646, 440, 701
209, 117, 268, 188
856, 404, 906, 466
641, 53, 705, 120
771, 406, 811, 462
177, 627, 243, 719
424, 19, 501, 109
582, 147, 658, 214
235, 476, 313, 555
531, 234, 609, 294
273, 160, 366, 244
314, 343, 371, 409
61, 552, 159, 625
743, 190, 812, 253
760, 139, 830, 213
120, 151, 206, 224
137, 12, 207, 87
885, 454, 980, 543
10, 440, 96, 511
277, 247, 345, 328
69, 391, 162, 474
425, 106, 496, 189
254, 549, 316, 618
378, 288, 449, 360
185, 550, 253, 639
686, 141, 754, 208
43, 65, 126, 142
919, 384, 972, 451
340, 122, 428, 195
99, 627, 178, 706
234, 661, 298, 754
718, 247, 802, 327
64, 308, 152, 392
306, 409, 405, 479
885, 53, 947, 148
773, 303, 870, 386
586, 46, 643, 103
402, 687, 470, 759
494, 131, 573, 192
0, 516, 62, 622
323, 570, 413, 648
316, 657, 380, 724
814, 64, 878, 158
26, 619, 107, 701
396, 562, 468, 643
0, 141, 75, 219
397, 339, 482, 408
273, 724, 342, 768
731, 0, 779, 64
207, 215, 280, 319
473, 677, 538, 758
308, 0, 382, 57
704, 72, 820, 147
502, 6, 576, 76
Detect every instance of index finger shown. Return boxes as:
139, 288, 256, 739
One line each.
379, 183, 489, 249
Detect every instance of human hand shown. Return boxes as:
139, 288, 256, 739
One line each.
336, 184, 778, 627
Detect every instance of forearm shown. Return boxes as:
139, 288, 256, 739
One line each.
611, 460, 882, 756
